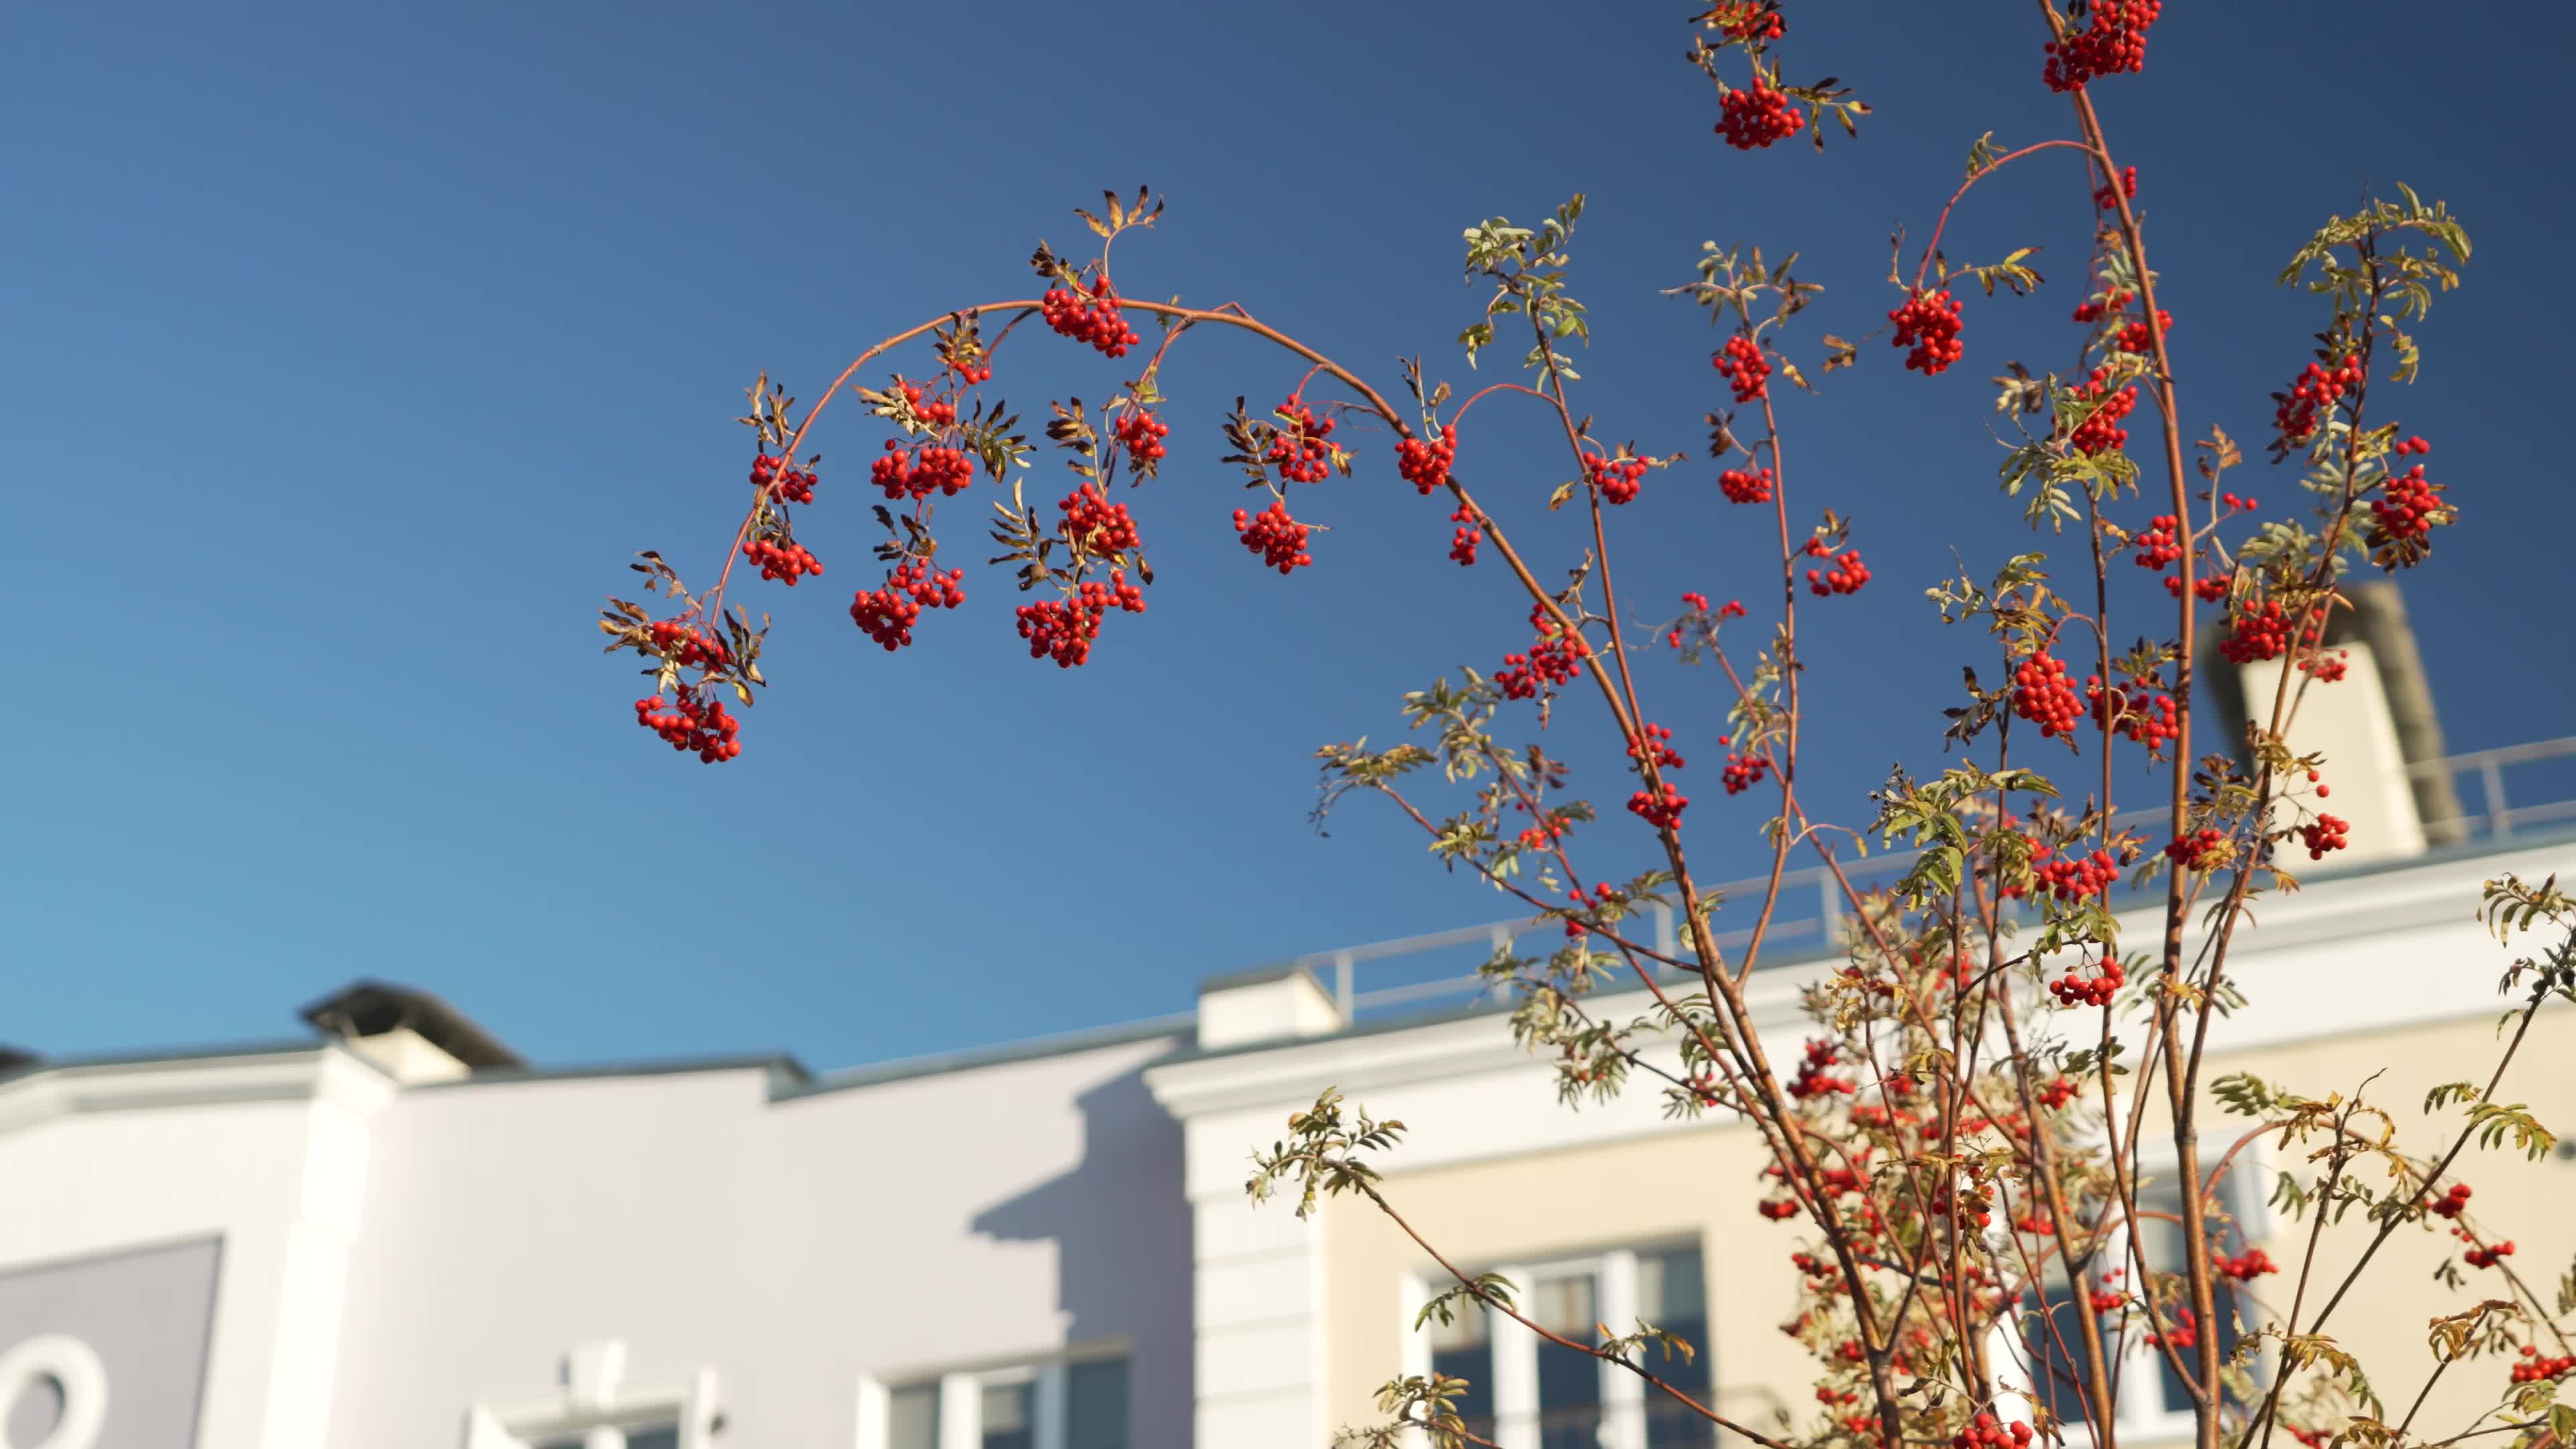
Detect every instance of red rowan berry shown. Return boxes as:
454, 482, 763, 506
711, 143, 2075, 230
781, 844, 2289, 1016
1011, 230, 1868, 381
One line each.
1397, 425, 1458, 495
1717, 77, 1804, 150
2050, 953, 2124, 1008
849, 561, 966, 651
1040, 277, 1140, 358
1585, 452, 1649, 505
2165, 827, 2227, 870
2511, 1346, 2576, 1385
1806, 548, 1870, 596
1723, 752, 1770, 795
1265, 398, 1337, 484
2216, 1248, 2278, 1282
1629, 782, 1689, 830
1712, 335, 1771, 402
1627, 722, 1686, 771
2115, 311, 2173, 357
1112, 408, 1169, 468
2166, 572, 2231, 603
1720, 465, 1775, 504
741, 537, 824, 586
1890, 289, 1965, 374
633, 686, 742, 763
2298, 813, 2350, 861
2093, 164, 2138, 211
647, 619, 730, 672
2044, 0, 2163, 91
1061, 482, 1142, 557
751, 454, 818, 504
2273, 357, 2361, 444
2012, 653, 2083, 739
1447, 502, 1481, 566
1709, 1, 1784, 41
2065, 368, 2138, 455
2464, 1239, 2516, 1270
1233, 500, 1313, 574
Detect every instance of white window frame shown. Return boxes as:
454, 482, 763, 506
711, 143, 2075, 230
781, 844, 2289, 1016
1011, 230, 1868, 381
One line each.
858, 1342, 1129, 1449
1401, 1240, 1708, 1449
1990, 1138, 2277, 1444
466, 1340, 716, 1449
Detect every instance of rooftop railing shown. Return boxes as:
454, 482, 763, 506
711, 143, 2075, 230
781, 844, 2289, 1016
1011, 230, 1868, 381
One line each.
1286, 735, 2576, 1024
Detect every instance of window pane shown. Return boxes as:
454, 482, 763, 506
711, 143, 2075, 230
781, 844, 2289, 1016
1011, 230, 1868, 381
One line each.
2135, 1180, 2255, 1416
1639, 1246, 1716, 1447
888, 1383, 940, 1449
1535, 1272, 1602, 1449
981, 1381, 1035, 1449
627, 1430, 680, 1449
1431, 1330, 1495, 1442
2017, 1282, 2102, 1428
1067, 1358, 1128, 1449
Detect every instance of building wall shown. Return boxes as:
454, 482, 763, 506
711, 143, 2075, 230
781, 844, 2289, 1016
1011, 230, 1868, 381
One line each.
1253, 841, 2576, 1445
0, 1046, 391, 1449
323, 1032, 1192, 1448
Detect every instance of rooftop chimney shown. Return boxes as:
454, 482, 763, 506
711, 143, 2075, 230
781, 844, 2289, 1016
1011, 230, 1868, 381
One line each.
2202, 581, 2465, 866
1195, 964, 1348, 1051
300, 979, 524, 1085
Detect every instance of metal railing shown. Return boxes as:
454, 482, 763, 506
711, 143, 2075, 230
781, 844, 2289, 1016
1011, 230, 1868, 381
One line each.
1287, 735, 2576, 1024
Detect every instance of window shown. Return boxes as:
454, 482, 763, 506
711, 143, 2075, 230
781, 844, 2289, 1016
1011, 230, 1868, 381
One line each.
2000, 1165, 2270, 1440
1412, 1242, 1713, 1449
529, 1427, 679, 1449
879, 1352, 1128, 1449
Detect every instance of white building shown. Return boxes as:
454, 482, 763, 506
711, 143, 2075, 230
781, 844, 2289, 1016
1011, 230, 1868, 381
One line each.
5, 586, 2571, 1449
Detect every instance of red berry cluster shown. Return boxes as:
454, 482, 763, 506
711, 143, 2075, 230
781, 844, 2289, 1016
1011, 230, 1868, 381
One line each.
1397, 425, 1457, 494
2149, 1307, 2199, 1351
1804, 540, 1870, 596
1061, 482, 1142, 557
2274, 356, 2362, 444
2168, 572, 2231, 602
1040, 277, 1139, 358
1112, 408, 1169, 466
1721, 465, 1775, 504
633, 687, 741, 763
1712, 335, 1771, 402
1234, 500, 1313, 574
2510, 1347, 2575, 1385
1265, 398, 1337, 483
1586, 452, 1649, 505
2070, 287, 2135, 326
949, 356, 994, 386
900, 381, 957, 428
2037, 846, 2121, 902
2089, 676, 2178, 755
2132, 515, 2183, 570
1758, 1197, 1799, 1221
1447, 502, 1481, 566
2463, 1237, 2516, 1270
1498, 606, 1593, 700
1709, 1, 1784, 41
1628, 722, 1686, 771
1890, 289, 1965, 374
2088, 1271, 2129, 1313
2115, 310, 2173, 357
2050, 953, 2125, 1008
1629, 782, 1689, 830
1954, 1415, 2034, 1449
2165, 828, 2227, 870
742, 537, 824, 586
1723, 752, 1770, 795
648, 619, 730, 672
2012, 653, 2083, 738
2369, 464, 2448, 545
2216, 1248, 2279, 1282
2044, 0, 2163, 91
1013, 570, 1148, 669
2394, 435, 2432, 458
1786, 1038, 1857, 1100
2426, 1182, 2472, 1219
2036, 1075, 2082, 1110
1717, 78, 1804, 150
2297, 814, 2350, 861
2093, 164, 2138, 211
849, 561, 967, 652
872, 441, 975, 501
751, 454, 818, 504
2065, 368, 2138, 455
2300, 648, 2349, 683
2219, 600, 2296, 665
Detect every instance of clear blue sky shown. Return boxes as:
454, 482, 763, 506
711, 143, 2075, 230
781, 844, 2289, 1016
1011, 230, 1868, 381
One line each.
6, 2, 2570, 1072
